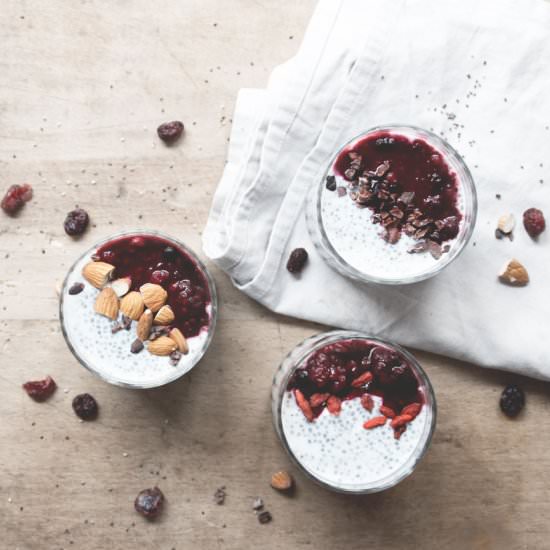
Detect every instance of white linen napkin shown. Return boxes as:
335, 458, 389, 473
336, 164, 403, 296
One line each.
203, 0, 550, 380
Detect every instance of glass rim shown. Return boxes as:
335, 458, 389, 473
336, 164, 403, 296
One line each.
272, 330, 437, 494
309, 124, 478, 285
59, 229, 218, 389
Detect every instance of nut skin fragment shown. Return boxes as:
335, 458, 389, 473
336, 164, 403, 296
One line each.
140, 283, 167, 312
82, 261, 115, 289
154, 305, 175, 326
499, 259, 529, 286
119, 291, 145, 321
169, 328, 189, 354
147, 336, 178, 356
94, 287, 119, 319
270, 471, 294, 491
136, 310, 153, 341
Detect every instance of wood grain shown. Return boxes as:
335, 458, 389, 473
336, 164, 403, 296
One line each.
1, 1, 548, 549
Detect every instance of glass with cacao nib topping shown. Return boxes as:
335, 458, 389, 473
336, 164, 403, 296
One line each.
272, 331, 436, 493
60, 231, 217, 388
308, 126, 476, 284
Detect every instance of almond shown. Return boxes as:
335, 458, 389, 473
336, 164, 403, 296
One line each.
82, 261, 115, 288
154, 305, 175, 326
111, 276, 132, 297
119, 291, 144, 321
169, 328, 189, 354
270, 470, 293, 491
140, 283, 167, 312
147, 335, 177, 356
136, 309, 153, 341
94, 287, 119, 319
499, 259, 529, 286
497, 213, 515, 235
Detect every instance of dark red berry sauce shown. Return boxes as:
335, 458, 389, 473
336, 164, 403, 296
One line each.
332, 131, 462, 244
95, 235, 211, 338
288, 339, 424, 419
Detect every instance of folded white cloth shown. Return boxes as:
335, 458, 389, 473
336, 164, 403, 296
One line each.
203, 0, 550, 380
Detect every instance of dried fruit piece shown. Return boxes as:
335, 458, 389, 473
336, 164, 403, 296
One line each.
270, 470, 293, 491
326, 395, 342, 415
294, 389, 314, 422
1, 184, 33, 215
309, 392, 330, 408
140, 283, 167, 312
497, 213, 515, 236
169, 328, 189, 354
363, 416, 387, 430
401, 403, 422, 418
351, 371, 373, 388
499, 259, 529, 286
286, 248, 308, 274
154, 305, 175, 326
147, 336, 177, 356
500, 384, 525, 418
523, 208, 546, 238
135, 487, 164, 519
111, 277, 132, 298
131, 339, 144, 354
137, 310, 153, 341
157, 121, 184, 143
72, 393, 98, 420
64, 208, 89, 236
379, 405, 396, 418
361, 394, 374, 412
390, 414, 413, 429
22, 375, 56, 401
120, 291, 144, 321
82, 261, 115, 288
94, 287, 119, 319
68, 282, 85, 295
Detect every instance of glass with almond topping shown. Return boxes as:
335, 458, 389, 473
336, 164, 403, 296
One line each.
272, 331, 436, 493
60, 231, 217, 388
308, 125, 477, 284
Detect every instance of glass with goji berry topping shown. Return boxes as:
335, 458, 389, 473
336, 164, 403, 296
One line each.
308, 125, 477, 284
60, 231, 217, 388
272, 331, 436, 493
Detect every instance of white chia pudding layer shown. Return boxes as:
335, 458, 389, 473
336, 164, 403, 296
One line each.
61, 252, 212, 388
281, 392, 429, 491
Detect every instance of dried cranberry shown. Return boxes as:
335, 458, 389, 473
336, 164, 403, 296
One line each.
157, 121, 184, 143
286, 248, 308, 274
523, 208, 545, 238
135, 487, 164, 519
72, 393, 98, 420
1, 184, 33, 215
500, 384, 525, 418
64, 208, 89, 236
68, 282, 85, 295
22, 375, 56, 401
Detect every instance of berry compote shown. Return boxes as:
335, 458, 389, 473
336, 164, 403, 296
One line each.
95, 235, 211, 338
272, 331, 436, 493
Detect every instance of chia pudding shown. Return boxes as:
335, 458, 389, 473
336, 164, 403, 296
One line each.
60, 231, 217, 388
272, 331, 436, 493
309, 126, 476, 284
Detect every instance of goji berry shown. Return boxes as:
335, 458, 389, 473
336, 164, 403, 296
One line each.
361, 394, 374, 412
401, 403, 421, 419
326, 395, 341, 415
294, 389, 314, 422
379, 405, 396, 418
390, 414, 413, 429
363, 416, 387, 429
309, 392, 330, 408
351, 371, 373, 388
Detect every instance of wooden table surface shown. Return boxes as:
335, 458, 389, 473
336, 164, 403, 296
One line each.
2, 2, 548, 549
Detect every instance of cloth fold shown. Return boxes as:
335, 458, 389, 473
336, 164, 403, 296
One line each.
204, 0, 550, 380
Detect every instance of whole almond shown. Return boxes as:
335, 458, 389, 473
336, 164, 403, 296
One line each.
499, 259, 529, 286
154, 305, 175, 326
94, 287, 119, 319
270, 471, 293, 491
119, 291, 144, 321
111, 276, 132, 298
169, 328, 189, 354
147, 336, 177, 356
140, 283, 167, 312
137, 309, 153, 341
82, 261, 115, 288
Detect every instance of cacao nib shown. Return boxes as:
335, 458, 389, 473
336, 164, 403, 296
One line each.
1, 184, 33, 215
135, 487, 165, 519
72, 393, 98, 421
68, 282, 85, 295
157, 121, 184, 143
325, 175, 336, 191
257, 510, 272, 524
22, 375, 57, 401
64, 208, 89, 236
130, 339, 144, 354
286, 248, 308, 274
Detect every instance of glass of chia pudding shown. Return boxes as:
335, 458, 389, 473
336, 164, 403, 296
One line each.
308, 125, 477, 284
272, 331, 436, 493
60, 231, 217, 388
